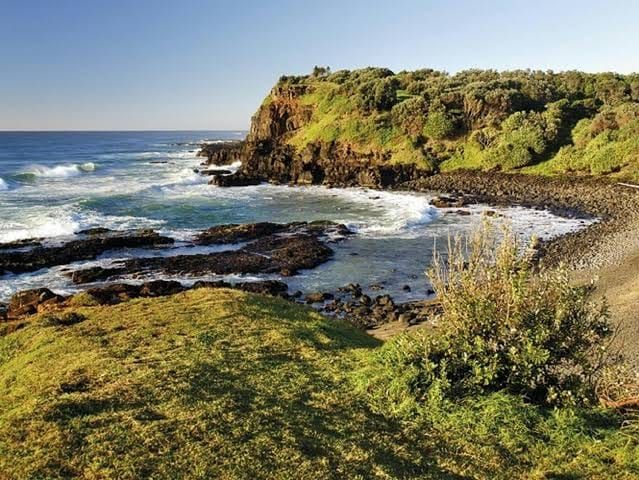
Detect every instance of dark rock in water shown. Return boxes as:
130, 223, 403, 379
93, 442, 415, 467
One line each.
0, 229, 174, 274
199, 168, 233, 176
7, 288, 60, 318
431, 195, 467, 208
195, 222, 287, 245
197, 141, 244, 166
211, 172, 261, 187
402, 284, 412, 292
369, 283, 384, 291
338, 283, 362, 297
454, 209, 472, 216
70, 233, 333, 281
0, 238, 43, 251
304, 292, 333, 304
69, 266, 128, 284
77, 227, 112, 235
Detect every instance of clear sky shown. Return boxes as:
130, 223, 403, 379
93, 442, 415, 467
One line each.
1, 0, 637, 131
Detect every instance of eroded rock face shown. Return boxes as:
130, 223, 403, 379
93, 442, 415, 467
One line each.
0, 230, 174, 275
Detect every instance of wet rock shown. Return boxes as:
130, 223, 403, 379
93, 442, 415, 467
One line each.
0, 229, 174, 274
199, 168, 233, 176
0, 238, 43, 251
338, 283, 362, 297
77, 227, 112, 235
69, 266, 127, 284
305, 292, 333, 304
431, 195, 467, 208
198, 141, 244, 166
455, 209, 472, 216
0, 304, 8, 321
195, 222, 287, 245
369, 283, 384, 291
402, 284, 412, 292
70, 230, 335, 282
211, 173, 261, 187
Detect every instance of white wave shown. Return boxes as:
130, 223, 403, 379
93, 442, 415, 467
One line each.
22, 162, 96, 178
0, 211, 80, 243
0, 177, 8, 190
299, 187, 439, 238
167, 150, 199, 159
0, 204, 165, 244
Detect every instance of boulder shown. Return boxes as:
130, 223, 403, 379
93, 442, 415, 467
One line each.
7, 288, 58, 318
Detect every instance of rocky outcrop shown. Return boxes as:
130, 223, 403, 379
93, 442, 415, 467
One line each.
5, 288, 65, 319
198, 141, 244, 166
68, 221, 351, 283
199, 83, 430, 189
0, 229, 174, 275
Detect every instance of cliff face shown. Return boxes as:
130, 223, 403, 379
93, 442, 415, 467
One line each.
205, 83, 427, 188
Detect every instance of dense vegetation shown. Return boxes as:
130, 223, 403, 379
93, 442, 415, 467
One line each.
1, 285, 637, 478
278, 67, 639, 180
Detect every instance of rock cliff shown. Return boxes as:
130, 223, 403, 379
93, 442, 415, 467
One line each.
201, 84, 429, 188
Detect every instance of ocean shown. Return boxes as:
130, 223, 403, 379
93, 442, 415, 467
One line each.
0, 131, 593, 302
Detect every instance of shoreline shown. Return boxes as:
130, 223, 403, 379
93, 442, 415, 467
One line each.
2, 163, 638, 358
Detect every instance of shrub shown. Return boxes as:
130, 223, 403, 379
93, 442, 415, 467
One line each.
422, 106, 454, 139
360, 221, 612, 412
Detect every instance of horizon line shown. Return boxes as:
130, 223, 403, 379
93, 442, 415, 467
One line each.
0, 129, 249, 133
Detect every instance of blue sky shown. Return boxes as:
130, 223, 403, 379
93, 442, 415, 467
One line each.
1, 0, 637, 130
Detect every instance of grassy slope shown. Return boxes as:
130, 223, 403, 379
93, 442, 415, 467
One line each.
0, 288, 637, 479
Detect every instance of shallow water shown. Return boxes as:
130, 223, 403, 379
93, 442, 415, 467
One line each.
0, 131, 594, 302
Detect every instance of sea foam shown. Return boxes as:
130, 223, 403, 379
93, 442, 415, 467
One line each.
22, 162, 96, 179
0, 177, 8, 190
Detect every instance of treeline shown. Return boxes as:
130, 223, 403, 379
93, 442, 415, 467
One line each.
277, 67, 639, 179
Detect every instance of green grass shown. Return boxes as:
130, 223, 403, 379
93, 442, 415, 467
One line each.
0, 289, 637, 479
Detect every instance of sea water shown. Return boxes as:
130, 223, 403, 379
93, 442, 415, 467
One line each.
0, 131, 594, 302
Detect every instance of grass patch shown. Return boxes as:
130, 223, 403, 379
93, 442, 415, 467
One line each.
0, 288, 637, 478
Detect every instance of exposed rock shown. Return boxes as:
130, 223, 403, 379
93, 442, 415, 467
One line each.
7, 288, 59, 319
431, 195, 467, 208
304, 292, 334, 304
234, 280, 289, 297
195, 222, 288, 245
199, 168, 233, 176
70, 231, 336, 282
77, 227, 112, 235
198, 141, 244, 166
0, 238, 43, 251
139, 280, 185, 297
0, 229, 174, 274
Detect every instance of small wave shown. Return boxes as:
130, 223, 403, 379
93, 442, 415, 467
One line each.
304, 187, 439, 238
0, 177, 8, 191
0, 213, 80, 243
22, 162, 97, 179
